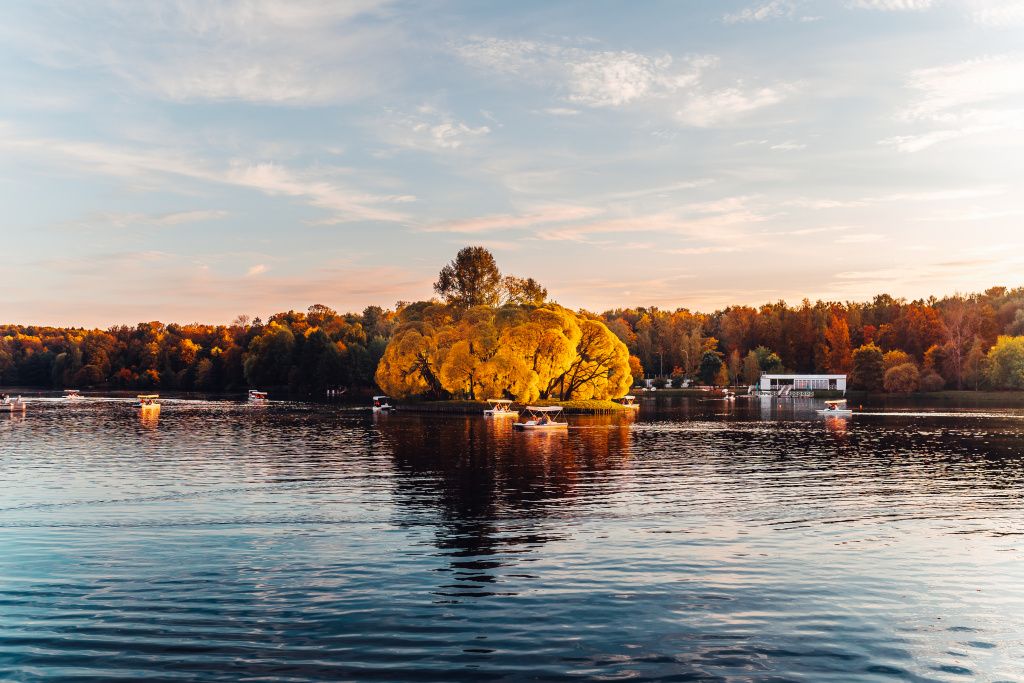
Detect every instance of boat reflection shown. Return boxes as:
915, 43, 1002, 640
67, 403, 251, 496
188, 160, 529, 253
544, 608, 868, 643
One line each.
823, 415, 848, 439
139, 406, 160, 429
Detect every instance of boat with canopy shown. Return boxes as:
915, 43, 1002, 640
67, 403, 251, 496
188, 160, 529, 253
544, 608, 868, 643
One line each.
483, 399, 518, 417
513, 406, 568, 431
372, 395, 394, 412
0, 394, 26, 412
137, 394, 160, 409
248, 390, 269, 403
816, 399, 852, 417
617, 395, 640, 409
63, 389, 83, 400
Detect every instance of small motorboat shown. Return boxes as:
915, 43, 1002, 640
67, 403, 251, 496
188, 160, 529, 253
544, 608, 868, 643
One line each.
617, 395, 641, 409
63, 389, 83, 400
816, 399, 853, 417
248, 389, 269, 403
0, 394, 26, 412
372, 395, 394, 412
513, 406, 568, 431
137, 394, 160, 409
483, 398, 518, 417
723, 390, 736, 401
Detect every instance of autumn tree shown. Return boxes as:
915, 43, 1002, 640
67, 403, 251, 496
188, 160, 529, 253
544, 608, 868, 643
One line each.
823, 316, 853, 373
375, 303, 632, 401
883, 349, 913, 372
884, 363, 920, 393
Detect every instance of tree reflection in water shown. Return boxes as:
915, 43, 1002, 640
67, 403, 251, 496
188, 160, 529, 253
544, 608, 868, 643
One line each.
376, 412, 634, 600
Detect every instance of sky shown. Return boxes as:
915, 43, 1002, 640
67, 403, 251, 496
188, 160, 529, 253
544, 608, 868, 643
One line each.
2, 0, 1023, 327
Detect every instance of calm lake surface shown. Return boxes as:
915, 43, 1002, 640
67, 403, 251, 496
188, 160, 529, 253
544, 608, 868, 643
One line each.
1, 396, 1023, 682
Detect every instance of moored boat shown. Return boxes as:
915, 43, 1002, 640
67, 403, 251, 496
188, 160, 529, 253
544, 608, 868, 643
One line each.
248, 389, 269, 403
0, 394, 26, 412
617, 395, 640, 409
64, 389, 83, 400
816, 399, 853, 417
513, 406, 568, 431
372, 395, 394, 412
483, 399, 518, 417
137, 394, 160, 409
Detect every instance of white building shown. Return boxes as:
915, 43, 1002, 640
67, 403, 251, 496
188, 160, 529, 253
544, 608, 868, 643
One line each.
758, 374, 846, 392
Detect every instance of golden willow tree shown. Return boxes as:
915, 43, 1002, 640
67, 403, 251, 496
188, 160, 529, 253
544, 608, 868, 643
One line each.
375, 248, 632, 401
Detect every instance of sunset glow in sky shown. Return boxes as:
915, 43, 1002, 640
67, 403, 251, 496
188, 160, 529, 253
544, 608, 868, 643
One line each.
3, 0, 1024, 326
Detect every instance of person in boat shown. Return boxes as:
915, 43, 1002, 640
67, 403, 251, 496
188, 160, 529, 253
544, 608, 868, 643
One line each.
374, 399, 381, 408
538, 414, 550, 425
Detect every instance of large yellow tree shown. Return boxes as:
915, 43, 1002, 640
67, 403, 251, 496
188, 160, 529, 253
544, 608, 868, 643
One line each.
375, 303, 632, 401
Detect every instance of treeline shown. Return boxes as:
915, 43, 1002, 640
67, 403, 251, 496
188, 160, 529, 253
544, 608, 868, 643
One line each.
599, 286, 1024, 391
0, 305, 396, 395
4, 244, 1024, 394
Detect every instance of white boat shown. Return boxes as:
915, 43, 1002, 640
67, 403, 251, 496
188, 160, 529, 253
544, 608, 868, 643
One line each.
816, 399, 853, 417
64, 389, 83, 400
513, 406, 568, 431
0, 394, 26, 412
248, 389, 269, 403
483, 399, 518, 417
372, 395, 394, 412
723, 390, 736, 401
137, 394, 160, 409
617, 395, 640, 409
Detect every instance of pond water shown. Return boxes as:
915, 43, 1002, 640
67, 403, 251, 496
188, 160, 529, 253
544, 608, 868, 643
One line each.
1, 396, 1023, 681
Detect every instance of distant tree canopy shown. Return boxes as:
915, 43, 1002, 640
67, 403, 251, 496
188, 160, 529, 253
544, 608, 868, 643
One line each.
0, 304, 395, 394
3, 255, 1024, 397
600, 287, 1024, 392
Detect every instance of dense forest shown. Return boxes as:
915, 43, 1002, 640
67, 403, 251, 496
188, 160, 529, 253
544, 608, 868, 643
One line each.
0, 306, 396, 397
3, 247, 1024, 395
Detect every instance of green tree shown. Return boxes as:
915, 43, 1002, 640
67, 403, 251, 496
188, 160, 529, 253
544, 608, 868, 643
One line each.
753, 346, 784, 374
434, 246, 503, 308
243, 322, 296, 388
698, 350, 723, 385
963, 336, 988, 390
850, 343, 884, 391
986, 335, 1024, 389
742, 351, 761, 385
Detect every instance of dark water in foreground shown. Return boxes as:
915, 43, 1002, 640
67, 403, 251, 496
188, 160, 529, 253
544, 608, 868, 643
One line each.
1, 396, 1023, 682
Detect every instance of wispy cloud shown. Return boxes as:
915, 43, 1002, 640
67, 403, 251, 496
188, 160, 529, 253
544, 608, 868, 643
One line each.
381, 105, 491, 152
724, 1, 796, 24
882, 54, 1024, 151
61, 209, 229, 230
848, 0, 934, 10
454, 37, 791, 126
966, 0, 1024, 27
675, 85, 793, 127
2, 0, 399, 106
0, 126, 414, 224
